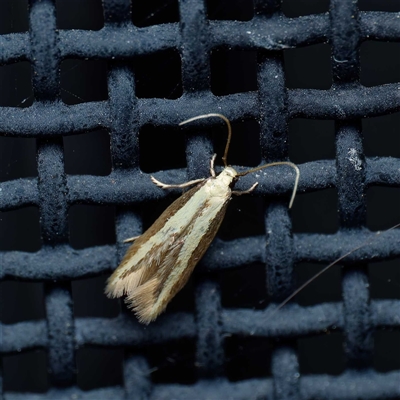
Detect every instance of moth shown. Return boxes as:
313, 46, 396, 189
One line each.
105, 113, 300, 324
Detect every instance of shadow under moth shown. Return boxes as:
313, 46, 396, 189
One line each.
105, 113, 300, 324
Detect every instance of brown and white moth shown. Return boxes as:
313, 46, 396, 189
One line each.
105, 113, 300, 324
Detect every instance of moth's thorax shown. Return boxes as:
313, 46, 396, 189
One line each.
205, 166, 237, 198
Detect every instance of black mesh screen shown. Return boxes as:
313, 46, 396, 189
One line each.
1, 0, 400, 398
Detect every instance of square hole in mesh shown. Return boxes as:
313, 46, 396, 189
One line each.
211, 49, 257, 96
218, 196, 265, 240
374, 330, 400, 372
0, 207, 42, 251
132, 0, 179, 27
212, 119, 261, 168
69, 205, 115, 249
72, 275, 120, 318
134, 50, 182, 99
0, 137, 37, 182
225, 336, 272, 381
77, 347, 123, 390
291, 189, 339, 233
146, 339, 196, 384
0, 281, 45, 323
369, 259, 400, 300
139, 124, 186, 173
0, 0, 29, 34
63, 130, 112, 175
282, 0, 329, 17
0, 62, 33, 107
56, 0, 104, 30
294, 262, 342, 306
140, 196, 177, 233
3, 350, 48, 392
284, 44, 332, 89
298, 332, 345, 375
289, 119, 335, 163
359, 0, 400, 11
367, 187, 400, 231
361, 42, 400, 87
363, 113, 400, 158
162, 275, 195, 314
220, 263, 268, 309
60, 59, 108, 104
206, 0, 254, 21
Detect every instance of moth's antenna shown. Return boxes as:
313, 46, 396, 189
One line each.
179, 113, 232, 168
238, 162, 300, 209
179, 114, 299, 208
270, 222, 400, 317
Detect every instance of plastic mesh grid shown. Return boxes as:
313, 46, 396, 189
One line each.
1, 0, 400, 398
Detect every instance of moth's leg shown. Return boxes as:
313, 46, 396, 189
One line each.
151, 176, 205, 189
232, 182, 258, 196
210, 153, 217, 178
123, 235, 140, 243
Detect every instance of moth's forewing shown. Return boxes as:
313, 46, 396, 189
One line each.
106, 177, 232, 324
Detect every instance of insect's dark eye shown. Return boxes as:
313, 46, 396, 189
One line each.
230, 177, 238, 188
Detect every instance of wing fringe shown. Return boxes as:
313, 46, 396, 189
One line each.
105, 239, 185, 324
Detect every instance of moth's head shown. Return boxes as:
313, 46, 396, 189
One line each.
223, 166, 237, 178
218, 166, 238, 187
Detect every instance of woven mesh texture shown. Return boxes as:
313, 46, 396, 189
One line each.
1, 0, 400, 398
